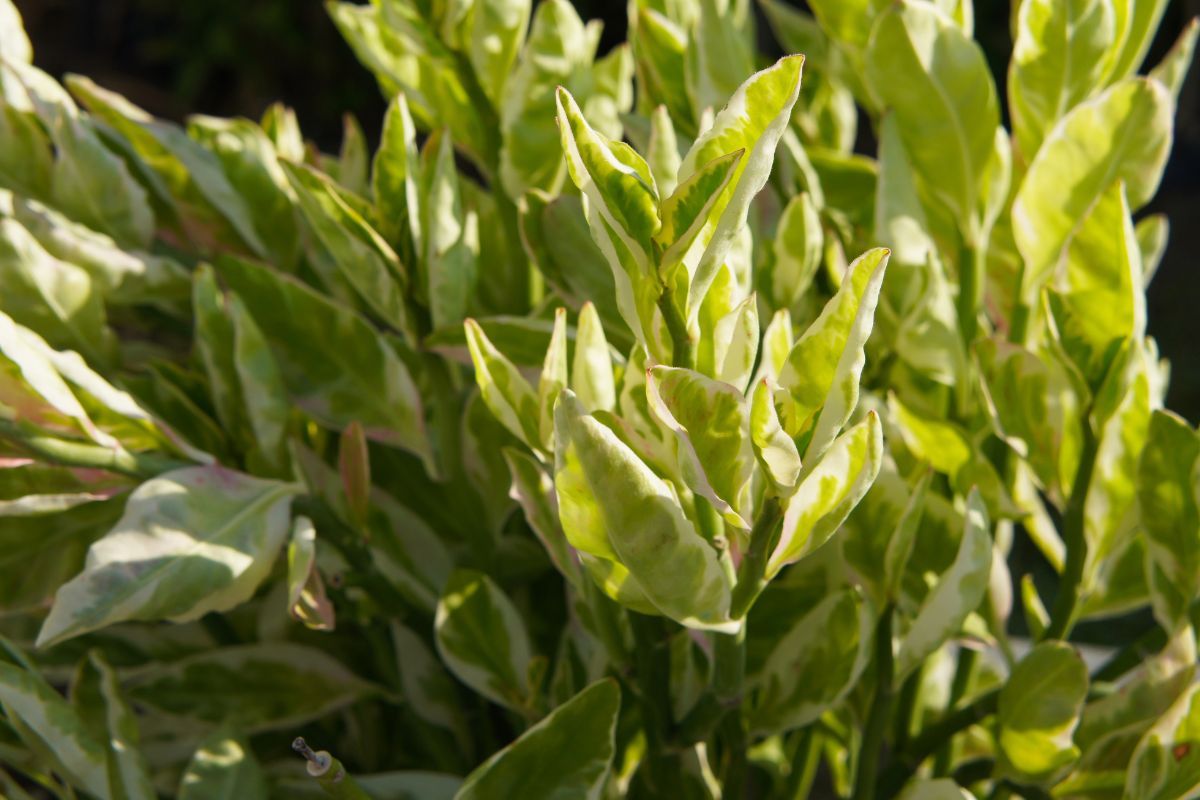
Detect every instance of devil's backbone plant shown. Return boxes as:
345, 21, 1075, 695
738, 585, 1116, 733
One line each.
0, 0, 1196, 797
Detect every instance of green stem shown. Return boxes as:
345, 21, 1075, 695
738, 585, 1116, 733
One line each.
786, 728, 820, 800
630, 613, 676, 792
892, 664, 923, 753
730, 496, 784, 619
712, 626, 746, 705
853, 605, 895, 800
879, 689, 1000, 798
1042, 416, 1100, 642
292, 738, 370, 800
956, 241, 983, 349
1092, 598, 1200, 684
951, 757, 994, 789
658, 282, 693, 369
293, 496, 415, 617
0, 420, 188, 479
719, 708, 749, 797
933, 648, 977, 776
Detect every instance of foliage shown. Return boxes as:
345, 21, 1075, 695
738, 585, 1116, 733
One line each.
0, 0, 1196, 798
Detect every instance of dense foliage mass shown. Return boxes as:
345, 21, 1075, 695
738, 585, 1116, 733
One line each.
0, 0, 1197, 797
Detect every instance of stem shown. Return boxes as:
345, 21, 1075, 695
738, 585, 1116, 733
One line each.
293, 496, 415, 617
956, 241, 983, 349
658, 282, 693, 369
933, 648, 977, 776
629, 613, 676, 792
719, 708, 749, 796
879, 689, 1000, 798
892, 665, 923, 753
951, 757, 994, 789
853, 605, 895, 800
0, 420, 188, 479
785, 728, 820, 800
1092, 598, 1200, 684
730, 496, 784, 619
292, 738, 370, 800
1042, 417, 1100, 642
712, 626, 746, 705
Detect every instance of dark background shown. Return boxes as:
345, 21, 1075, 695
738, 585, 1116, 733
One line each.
13, 0, 1200, 423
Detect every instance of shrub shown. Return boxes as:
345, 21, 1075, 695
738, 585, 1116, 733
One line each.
0, 0, 1197, 798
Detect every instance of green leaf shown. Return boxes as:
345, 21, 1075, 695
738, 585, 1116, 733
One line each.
769, 411, 882, 577
391, 621, 465, 735
646, 105, 680, 197
896, 489, 991, 679
630, 7, 695, 136
504, 448, 581, 589
1046, 181, 1145, 386
127, 643, 375, 732
895, 779, 973, 800
1137, 213, 1170, 284
748, 589, 871, 734
1138, 410, 1200, 631
187, 114, 303, 270
467, 0, 530, 104
1071, 626, 1195, 785
0, 641, 109, 797
335, 112, 368, 196
518, 192, 628, 348
572, 302, 616, 414
282, 161, 413, 338
1013, 78, 1172, 302
977, 339, 1082, 497
216, 255, 433, 470
72, 650, 155, 800
537, 309, 569, 448
454, 679, 619, 800
286, 515, 334, 631
66, 75, 268, 257
1125, 682, 1200, 800
0, 0, 31, 64
772, 191, 823, 310
679, 55, 804, 318
711, 293, 759, 393
464, 317, 541, 450
1103, 0, 1171, 85
1149, 18, 1199, 103
192, 264, 244, 439
557, 87, 659, 249
865, 0, 998, 236
0, 217, 113, 366
7, 62, 154, 247
372, 93, 422, 249
874, 112, 934, 268
11, 194, 189, 311
1081, 342, 1152, 601
655, 148, 743, 277
178, 733, 269, 800
778, 247, 889, 461
435, 569, 534, 713
420, 131, 477, 332
883, 469, 932, 602
500, 0, 595, 197
1009, 0, 1115, 161
554, 390, 735, 631
996, 641, 1088, 783
647, 365, 753, 529
0, 102, 53, 200
228, 294, 290, 475
37, 465, 299, 648
748, 378, 800, 495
